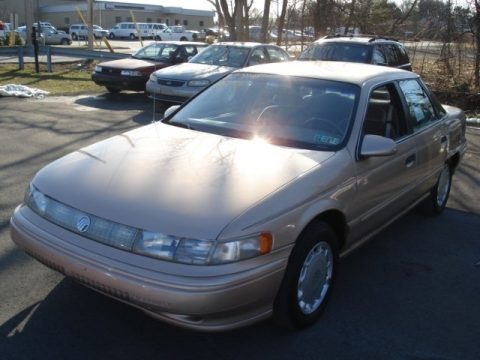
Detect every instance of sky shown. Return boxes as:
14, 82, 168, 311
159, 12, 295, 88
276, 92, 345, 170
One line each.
198, 0, 472, 13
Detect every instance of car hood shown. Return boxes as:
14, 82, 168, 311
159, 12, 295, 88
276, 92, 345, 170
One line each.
154, 62, 235, 80
99, 58, 162, 69
33, 123, 333, 240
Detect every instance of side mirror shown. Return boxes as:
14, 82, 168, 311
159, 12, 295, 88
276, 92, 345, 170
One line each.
360, 134, 397, 157
163, 105, 181, 118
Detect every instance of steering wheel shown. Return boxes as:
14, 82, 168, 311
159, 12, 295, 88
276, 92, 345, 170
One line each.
303, 117, 344, 136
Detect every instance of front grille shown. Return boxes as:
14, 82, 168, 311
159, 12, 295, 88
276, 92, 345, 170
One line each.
26, 250, 65, 274
101, 67, 122, 76
71, 272, 131, 301
157, 79, 185, 87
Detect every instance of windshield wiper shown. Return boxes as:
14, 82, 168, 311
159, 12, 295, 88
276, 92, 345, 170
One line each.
166, 120, 194, 130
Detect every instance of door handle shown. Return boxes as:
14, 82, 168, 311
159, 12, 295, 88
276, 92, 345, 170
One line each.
405, 154, 416, 168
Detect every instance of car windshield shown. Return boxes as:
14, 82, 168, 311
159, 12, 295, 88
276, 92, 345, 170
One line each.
299, 43, 370, 63
190, 45, 250, 67
165, 73, 359, 150
133, 43, 179, 61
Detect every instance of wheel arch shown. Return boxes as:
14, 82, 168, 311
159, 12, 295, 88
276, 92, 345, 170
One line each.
299, 210, 347, 251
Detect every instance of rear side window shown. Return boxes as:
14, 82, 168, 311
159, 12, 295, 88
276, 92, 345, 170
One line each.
266, 47, 288, 62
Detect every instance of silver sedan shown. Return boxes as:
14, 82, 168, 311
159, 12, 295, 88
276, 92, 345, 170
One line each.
145, 42, 291, 104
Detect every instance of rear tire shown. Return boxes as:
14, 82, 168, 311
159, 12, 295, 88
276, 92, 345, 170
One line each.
71, 33, 78, 40
180, 37, 187, 41
129, 33, 136, 40
273, 221, 338, 329
422, 164, 452, 215
109, 33, 115, 39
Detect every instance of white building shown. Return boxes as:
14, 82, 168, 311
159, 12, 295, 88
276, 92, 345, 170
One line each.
1, 0, 216, 31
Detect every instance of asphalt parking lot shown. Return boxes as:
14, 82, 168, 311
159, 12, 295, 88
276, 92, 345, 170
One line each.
0, 93, 479, 360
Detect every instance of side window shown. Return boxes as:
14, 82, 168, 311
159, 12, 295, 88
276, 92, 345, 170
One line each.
395, 44, 409, 65
364, 84, 408, 140
138, 44, 161, 58
159, 44, 179, 58
183, 45, 197, 58
121, 24, 127, 29
249, 48, 267, 66
399, 79, 438, 131
266, 47, 288, 62
372, 46, 387, 65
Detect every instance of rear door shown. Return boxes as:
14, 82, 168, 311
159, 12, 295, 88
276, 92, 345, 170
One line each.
397, 79, 448, 196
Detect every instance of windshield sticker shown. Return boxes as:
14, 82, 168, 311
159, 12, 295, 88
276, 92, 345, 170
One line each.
313, 134, 340, 145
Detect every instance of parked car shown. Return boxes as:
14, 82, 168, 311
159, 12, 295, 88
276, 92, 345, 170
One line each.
16, 26, 71, 45
145, 42, 291, 103
270, 29, 314, 42
10, 61, 467, 331
298, 35, 412, 71
69, 24, 109, 40
92, 41, 208, 93
108, 22, 139, 40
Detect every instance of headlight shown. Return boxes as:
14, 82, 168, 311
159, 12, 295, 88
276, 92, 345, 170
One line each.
25, 184, 49, 216
95, 65, 102, 72
121, 70, 142, 76
149, 73, 157, 82
187, 79, 210, 87
211, 233, 272, 264
133, 231, 272, 265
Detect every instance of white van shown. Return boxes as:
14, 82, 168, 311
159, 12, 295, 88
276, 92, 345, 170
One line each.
108, 22, 139, 39
137, 23, 168, 38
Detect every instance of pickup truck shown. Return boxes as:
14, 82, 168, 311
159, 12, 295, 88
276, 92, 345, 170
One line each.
153, 26, 198, 41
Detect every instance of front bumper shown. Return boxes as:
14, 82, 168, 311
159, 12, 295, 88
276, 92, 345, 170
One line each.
91, 72, 149, 92
10, 205, 289, 331
145, 80, 201, 104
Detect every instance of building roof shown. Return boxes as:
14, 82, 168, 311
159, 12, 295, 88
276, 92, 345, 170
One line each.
41, 0, 216, 17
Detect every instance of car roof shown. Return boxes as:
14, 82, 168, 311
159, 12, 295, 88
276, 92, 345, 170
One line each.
214, 42, 265, 48
143, 41, 207, 46
236, 60, 417, 86
314, 36, 402, 45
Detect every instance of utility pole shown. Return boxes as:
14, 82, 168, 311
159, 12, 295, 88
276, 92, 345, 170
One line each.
24, 0, 33, 45
87, 0, 93, 50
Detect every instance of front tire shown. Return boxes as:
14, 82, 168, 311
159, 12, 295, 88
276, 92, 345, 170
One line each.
109, 33, 115, 39
129, 33, 136, 40
106, 86, 120, 94
71, 33, 78, 40
273, 221, 338, 329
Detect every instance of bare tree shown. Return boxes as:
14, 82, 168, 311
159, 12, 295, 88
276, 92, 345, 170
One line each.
276, 0, 288, 45
206, 0, 226, 29
474, 0, 480, 87
387, 0, 419, 35
261, 0, 272, 43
